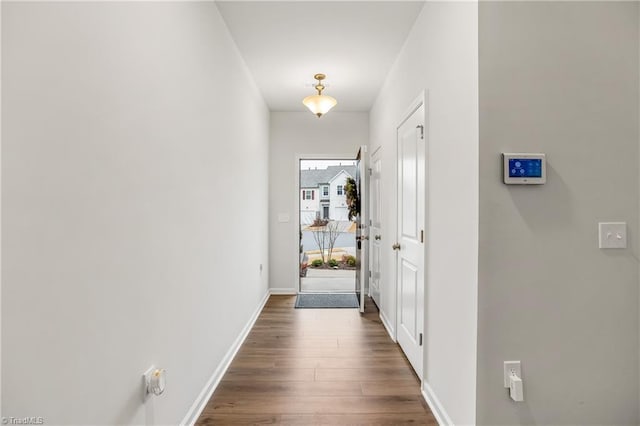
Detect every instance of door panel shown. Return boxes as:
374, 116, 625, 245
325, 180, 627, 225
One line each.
401, 133, 418, 238
400, 260, 418, 338
396, 101, 425, 378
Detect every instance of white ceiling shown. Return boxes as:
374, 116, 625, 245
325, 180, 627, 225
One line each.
216, 1, 425, 112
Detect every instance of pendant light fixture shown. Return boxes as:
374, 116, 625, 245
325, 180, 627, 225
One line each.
302, 73, 337, 118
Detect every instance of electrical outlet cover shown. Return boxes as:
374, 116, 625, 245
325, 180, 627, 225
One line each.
503, 361, 521, 388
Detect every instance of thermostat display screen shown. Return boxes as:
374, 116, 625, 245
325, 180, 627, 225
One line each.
502, 153, 546, 184
508, 159, 542, 178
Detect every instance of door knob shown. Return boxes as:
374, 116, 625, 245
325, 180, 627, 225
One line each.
392, 243, 401, 250
375, 235, 381, 240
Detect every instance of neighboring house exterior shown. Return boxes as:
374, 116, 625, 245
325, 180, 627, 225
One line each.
299, 187, 319, 224
300, 165, 356, 224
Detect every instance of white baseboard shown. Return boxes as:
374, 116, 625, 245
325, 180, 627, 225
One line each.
180, 290, 270, 426
379, 309, 396, 342
421, 381, 454, 426
269, 287, 298, 295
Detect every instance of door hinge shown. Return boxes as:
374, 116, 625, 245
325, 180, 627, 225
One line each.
369, 168, 372, 176
369, 219, 372, 226
369, 270, 372, 278
420, 230, 424, 243
419, 333, 423, 346
416, 124, 424, 140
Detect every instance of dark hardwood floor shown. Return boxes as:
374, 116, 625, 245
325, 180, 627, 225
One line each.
196, 295, 437, 425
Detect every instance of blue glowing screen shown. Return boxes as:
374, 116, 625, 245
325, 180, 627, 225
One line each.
508, 159, 542, 178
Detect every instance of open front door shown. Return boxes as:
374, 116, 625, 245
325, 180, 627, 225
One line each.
354, 146, 368, 313
369, 148, 382, 307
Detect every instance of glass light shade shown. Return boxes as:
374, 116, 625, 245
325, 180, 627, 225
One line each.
302, 94, 337, 117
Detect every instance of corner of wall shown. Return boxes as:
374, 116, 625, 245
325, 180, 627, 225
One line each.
180, 291, 270, 426
421, 382, 454, 426
369, 2, 479, 424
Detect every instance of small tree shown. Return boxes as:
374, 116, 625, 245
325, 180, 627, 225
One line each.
309, 219, 347, 265
310, 218, 329, 264
326, 220, 348, 262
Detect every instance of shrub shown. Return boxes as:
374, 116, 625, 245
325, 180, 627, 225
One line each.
345, 256, 356, 267
311, 259, 323, 267
328, 259, 339, 267
312, 217, 329, 227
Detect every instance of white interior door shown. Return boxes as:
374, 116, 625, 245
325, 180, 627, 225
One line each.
369, 148, 382, 307
395, 101, 425, 377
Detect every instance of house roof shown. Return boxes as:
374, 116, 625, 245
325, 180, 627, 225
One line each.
300, 165, 356, 189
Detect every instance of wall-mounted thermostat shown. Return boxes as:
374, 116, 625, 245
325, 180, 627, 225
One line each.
502, 153, 546, 184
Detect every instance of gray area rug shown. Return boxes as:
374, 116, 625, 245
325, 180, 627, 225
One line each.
295, 293, 359, 309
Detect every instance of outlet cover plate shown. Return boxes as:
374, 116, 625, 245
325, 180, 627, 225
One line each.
504, 361, 521, 388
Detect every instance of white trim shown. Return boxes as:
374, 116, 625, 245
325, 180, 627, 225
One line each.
269, 287, 298, 295
398, 90, 427, 130
422, 381, 454, 426
180, 291, 270, 426
379, 309, 396, 342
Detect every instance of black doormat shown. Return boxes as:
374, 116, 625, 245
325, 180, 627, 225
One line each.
295, 293, 359, 309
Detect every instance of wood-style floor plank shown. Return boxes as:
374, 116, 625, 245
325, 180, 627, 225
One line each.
216, 381, 364, 397
314, 367, 418, 382
197, 413, 438, 426
196, 295, 436, 425
277, 413, 439, 425
208, 395, 428, 414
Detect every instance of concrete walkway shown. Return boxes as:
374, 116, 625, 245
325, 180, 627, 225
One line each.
300, 269, 356, 293
306, 269, 355, 278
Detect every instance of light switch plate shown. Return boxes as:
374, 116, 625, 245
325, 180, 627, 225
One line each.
598, 222, 627, 249
278, 213, 290, 223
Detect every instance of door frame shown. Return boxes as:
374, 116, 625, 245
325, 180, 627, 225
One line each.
294, 153, 360, 293
394, 90, 429, 350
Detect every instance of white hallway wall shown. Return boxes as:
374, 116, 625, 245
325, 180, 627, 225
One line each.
369, 2, 479, 424
477, 2, 639, 424
2, 2, 269, 425
269, 112, 368, 293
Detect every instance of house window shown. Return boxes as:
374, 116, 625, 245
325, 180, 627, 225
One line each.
322, 186, 329, 197
302, 190, 314, 200
337, 185, 344, 195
